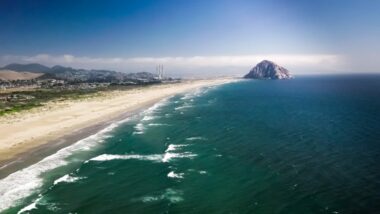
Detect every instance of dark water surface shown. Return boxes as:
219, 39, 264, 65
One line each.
3, 75, 380, 214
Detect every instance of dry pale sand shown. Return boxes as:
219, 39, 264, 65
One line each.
0, 70, 44, 81
0, 78, 236, 163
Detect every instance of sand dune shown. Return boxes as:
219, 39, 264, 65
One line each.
0, 70, 43, 81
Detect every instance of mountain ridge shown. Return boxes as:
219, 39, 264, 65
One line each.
0, 63, 160, 82
2, 63, 51, 73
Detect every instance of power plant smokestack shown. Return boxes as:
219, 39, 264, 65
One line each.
156, 64, 164, 80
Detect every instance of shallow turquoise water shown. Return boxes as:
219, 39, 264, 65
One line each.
3, 75, 380, 213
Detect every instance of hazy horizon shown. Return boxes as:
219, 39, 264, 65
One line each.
1, 0, 379, 77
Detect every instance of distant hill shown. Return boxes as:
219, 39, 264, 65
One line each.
0, 70, 43, 81
244, 60, 292, 80
42, 65, 159, 83
0, 63, 160, 83
1, 63, 51, 73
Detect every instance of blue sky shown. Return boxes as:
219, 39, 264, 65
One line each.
0, 0, 379, 76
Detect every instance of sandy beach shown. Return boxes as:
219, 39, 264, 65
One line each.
0, 78, 235, 172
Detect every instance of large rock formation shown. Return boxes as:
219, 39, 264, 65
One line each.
244, 60, 292, 80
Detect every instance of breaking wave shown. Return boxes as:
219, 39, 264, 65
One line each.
133, 122, 145, 135
165, 144, 188, 152
186, 136, 207, 141
162, 152, 197, 163
132, 98, 171, 135
167, 171, 184, 179
147, 123, 169, 127
0, 116, 128, 213
53, 174, 84, 185
17, 196, 42, 214
88, 154, 164, 162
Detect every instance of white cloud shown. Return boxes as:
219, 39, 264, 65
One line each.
0, 54, 344, 77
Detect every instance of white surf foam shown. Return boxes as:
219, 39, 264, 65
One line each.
140, 195, 162, 203
162, 152, 197, 163
17, 195, 43, 214
88, 143, 194, 165
137, 97, 171, 122
144, 98, 170, 114
167, 171, 184, 179
147, 123, 169, 127
89, 154, 164, 162
165, 144, 188, 152
180, 93, 195, 101
17, 195, 60, 213
142, 115, 157, 121
199, 170, 207, 174
179, 85, 220, 102
132, 98, 171, 135
186, 136, 207, 141
162, 144, 197, 162
53, 174, 84, 185
174, 104, 193, 111
133, 122, 145, 134
180, 88, 205, 101
0, 97, 175, 212
0, 117, 130, 213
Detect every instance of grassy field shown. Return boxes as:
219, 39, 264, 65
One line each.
0, 89, 100, 116
0, 84, 152, 117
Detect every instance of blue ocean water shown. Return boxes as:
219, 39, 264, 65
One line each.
2, 75, 380, 213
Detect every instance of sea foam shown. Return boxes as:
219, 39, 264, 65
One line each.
53, 174, 84, 185
17, 196, 42, 214
147, 123, 169, 127
0, 97, 174, 212
167, 171, 184, 179
162, 152, 197, 163
186, 136, 207, 141
0, 115, 132, 212
88, 143, 196, 164
88, 152, 196, 163
141, 115, 157, 121
133, 122, 145, 134
180, 88, 204, 100
89, 154, 164, 162
179, 85, 218, 102
174, 103, 193, 111
165, 144, 188, 152
162, 144, 197, 162
132, 98, 170, 135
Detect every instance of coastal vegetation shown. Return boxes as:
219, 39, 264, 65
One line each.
0, 83, 168, 117
0, 88, 98, 116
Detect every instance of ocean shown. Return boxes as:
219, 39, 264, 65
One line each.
1, 75, 380, 214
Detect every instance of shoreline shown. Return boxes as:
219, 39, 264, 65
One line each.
0, 106, 142, 179
0, 78, 237, 178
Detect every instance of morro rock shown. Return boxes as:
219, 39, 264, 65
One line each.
244, 60, 292, 80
